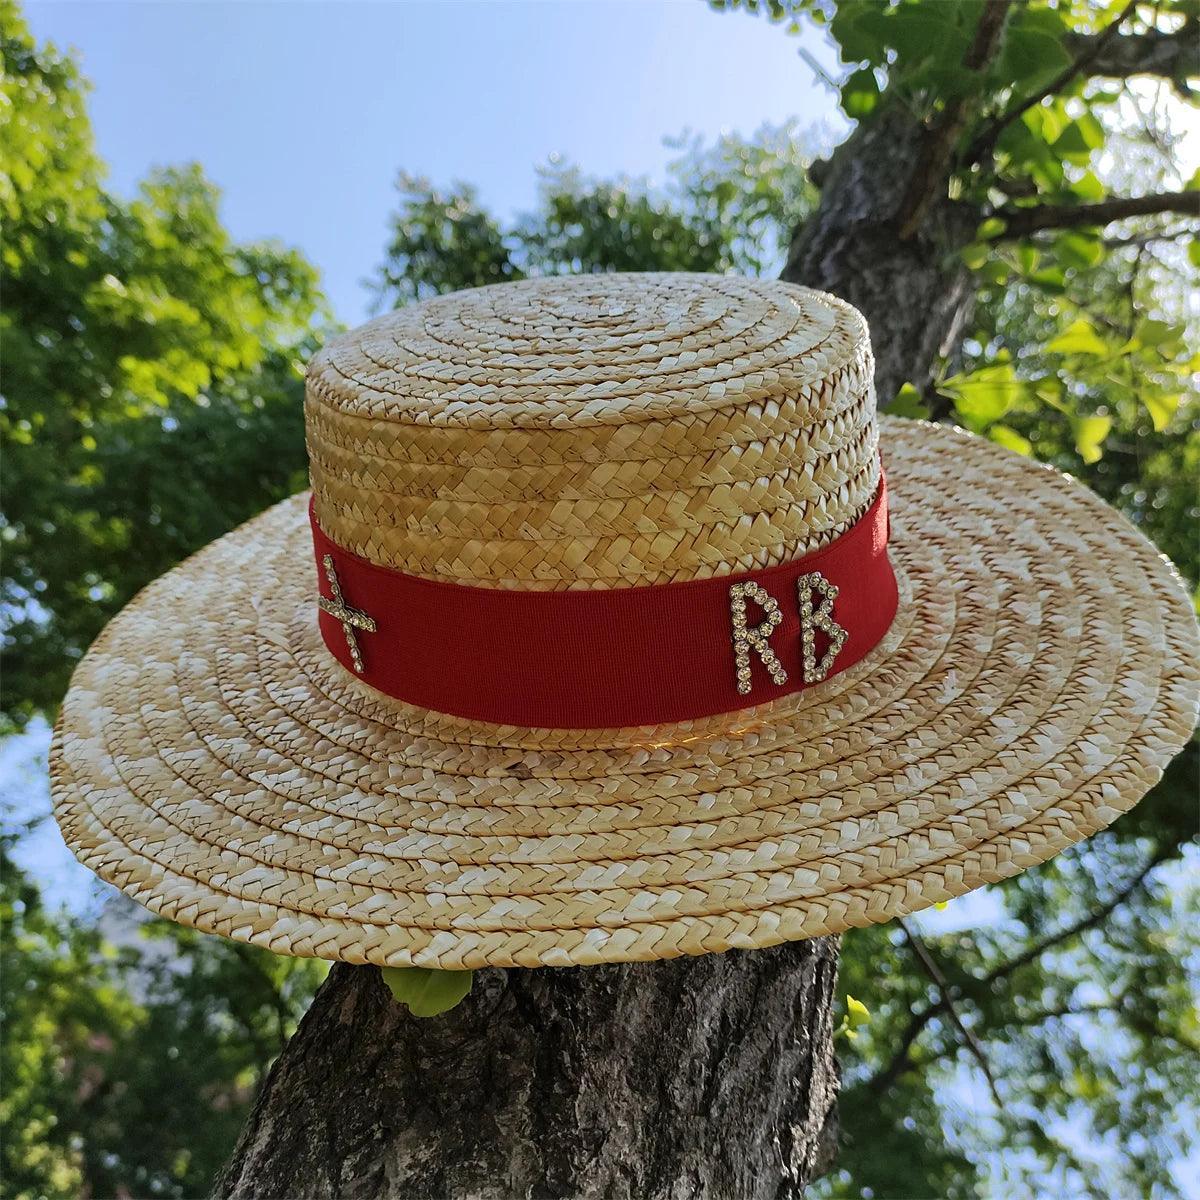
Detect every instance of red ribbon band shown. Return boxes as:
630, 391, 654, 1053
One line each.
310, 478, 898, 729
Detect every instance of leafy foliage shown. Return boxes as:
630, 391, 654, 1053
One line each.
0, 4, 329, 728
371, 127, 818, 308
960, 178, 1199, 587
716, 0, 1198, 448
0, 843, 326, 1199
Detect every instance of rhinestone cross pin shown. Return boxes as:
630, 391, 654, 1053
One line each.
318, 554, 377, 673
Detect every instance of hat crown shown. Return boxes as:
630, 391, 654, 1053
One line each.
305, 272, 878, 590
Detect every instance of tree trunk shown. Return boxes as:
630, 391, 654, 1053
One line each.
215, 100, 983, 1200
784, 105, 978, 406
214, 940, 840, 1200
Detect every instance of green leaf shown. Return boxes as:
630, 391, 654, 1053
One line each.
920, 62, 980, 103
1076, 111, 1104, 149
380, 966, 475, 1017
888, 382, 931, 419
1001, 29, 1071, 89
830, 4, 883, 65
1133, 318, 1181, 350
999, 117, 1063, 182
1055, 232, 1103, 269
1142, 389, 1180, 433
961, 242, 990, 270
976, 217, 1007, 240
860, 7, 948, 63
1047, 317, 1109, 356
1069, 170, 1106, 202
1020, 102, 1067, 145
1016, 244, 1040, 274
1034, 377, 1068, 411
846, 994, 872, 1028
1072, 414, 1112, 464
1030, 155, 1066, 191
1053, 121, 1096, 163
1053, 114, 1104, 163
1011, 4, 1071, 41
1027, 266, 1066, 293
988, 423, 1033, 456
981, 260, 1009, 285
841, 67, 880, 119
940, 360, 1022, 432
1189, 240, 1200, 269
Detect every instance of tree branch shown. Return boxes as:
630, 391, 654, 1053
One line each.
897, 919, 1002, 1105
1069, 18, 1200, 86
1021, 223, 1199, 250
997, 190, 1200, 237
863, 849, 1169, 1097
896, 0, 1013, 238
975, 848, 1170, 989
966, 0, 1138, 166
1100, 223, 1200, 248
898, 1001, 1121, 1077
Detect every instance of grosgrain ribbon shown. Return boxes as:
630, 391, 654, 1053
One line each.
309, 477, 898, 729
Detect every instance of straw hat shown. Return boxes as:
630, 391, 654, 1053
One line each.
51, 273, 1199, 970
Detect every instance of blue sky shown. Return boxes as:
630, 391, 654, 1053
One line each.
27, 0, 844, 323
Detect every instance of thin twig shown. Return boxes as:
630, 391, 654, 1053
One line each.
1100, 223, 1200, 248
895, 0, 1013, 238
966, 0, 1139, 166
907, 1001, 1121, 1075
897, 918, 1003, 1105
1065, 18, 1199, 90
975, 847, 1170, 989
797, 46, 840, 93
864, 849, 1170, 1097
1019, 224, 1198, 250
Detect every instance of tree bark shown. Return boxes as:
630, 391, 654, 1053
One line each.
214, 940, 840, 1200
784, 106, 978, 406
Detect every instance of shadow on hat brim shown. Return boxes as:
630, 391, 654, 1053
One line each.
50, 419, 1200, 970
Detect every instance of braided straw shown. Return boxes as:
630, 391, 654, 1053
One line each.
51, 275, 1200, 970
306, 275, 878, 587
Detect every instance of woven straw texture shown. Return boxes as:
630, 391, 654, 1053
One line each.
51, 274, 1199, 970
306, 274, 878, 587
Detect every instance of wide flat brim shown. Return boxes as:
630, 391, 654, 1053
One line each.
50, 418, 1199, 970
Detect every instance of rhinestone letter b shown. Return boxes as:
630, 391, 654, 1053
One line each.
797, 571, 848, 683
